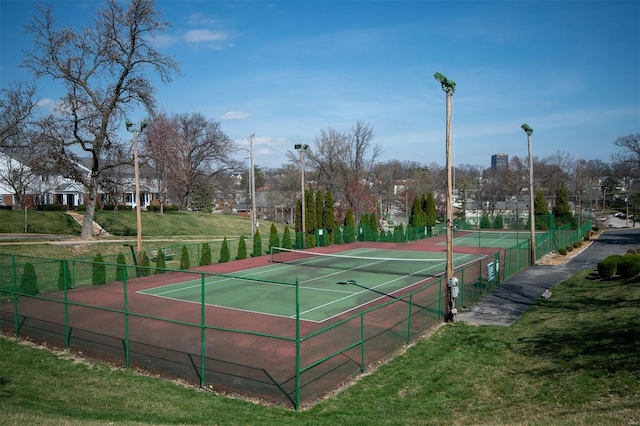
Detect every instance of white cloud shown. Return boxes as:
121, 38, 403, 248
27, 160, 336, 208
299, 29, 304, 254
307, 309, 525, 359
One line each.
184, 29, 228, 43
36, 98, 57, 113
220, 111, 251, 120
148, 33, 179, 49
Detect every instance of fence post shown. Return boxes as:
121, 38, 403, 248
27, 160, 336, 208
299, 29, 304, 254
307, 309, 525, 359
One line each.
200, 273, 206, 388
361, 312, 366, 372
123, 268, 130, 368
64, 260, 70, 348
406, 296, 413, 344
295, 278, 301, 410
11, 255, 18, 337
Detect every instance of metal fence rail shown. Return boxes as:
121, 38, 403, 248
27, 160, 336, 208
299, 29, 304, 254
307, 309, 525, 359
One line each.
0, 220, 592, 409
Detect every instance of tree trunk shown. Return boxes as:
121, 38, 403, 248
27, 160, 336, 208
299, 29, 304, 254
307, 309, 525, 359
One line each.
81, 182, 98, 239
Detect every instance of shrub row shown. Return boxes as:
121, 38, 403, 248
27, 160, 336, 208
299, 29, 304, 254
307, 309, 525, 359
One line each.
597, 252, 640, 279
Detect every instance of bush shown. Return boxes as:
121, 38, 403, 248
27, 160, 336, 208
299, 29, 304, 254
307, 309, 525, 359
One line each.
38, 204, 65, 211
155, 249, 166, 274
252, 230, 262, 257
148, 204, 179, 212
200, 243, 212, 266
597, 255, 623, 279
20, 263, 39, 295
219, 238, 230, 263
92, 253, 106, 285
140, 252, 151, 276
115, 252, 127, 281
558, 248, 568, 255
180, 246, 190, 270
573, 241, 582, 249
236, 236, 247, 260
57, 260, 71, 291
617, 253, 640, 279
493, 215, 504, 229
268, 223, 280, 253
282, 227, 292, 250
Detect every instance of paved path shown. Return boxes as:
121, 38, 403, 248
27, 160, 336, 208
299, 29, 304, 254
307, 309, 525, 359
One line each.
457, 228, 640, 326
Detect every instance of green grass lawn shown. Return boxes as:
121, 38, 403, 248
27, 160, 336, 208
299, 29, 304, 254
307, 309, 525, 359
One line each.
0, 209, 285, 239
1, 268, 638, 425
0, 210, 286, 260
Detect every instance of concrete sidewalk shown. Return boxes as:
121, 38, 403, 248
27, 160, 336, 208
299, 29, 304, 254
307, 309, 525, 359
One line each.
456, 228, 640, 326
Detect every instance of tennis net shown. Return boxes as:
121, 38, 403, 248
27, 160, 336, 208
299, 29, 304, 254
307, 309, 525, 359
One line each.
269, 247, 445, 278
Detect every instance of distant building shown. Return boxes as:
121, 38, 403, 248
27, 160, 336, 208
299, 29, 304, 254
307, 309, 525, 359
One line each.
491, 153, 509, 170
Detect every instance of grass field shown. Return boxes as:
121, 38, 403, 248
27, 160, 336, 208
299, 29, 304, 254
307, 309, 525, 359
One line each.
0, 210, 283, 261
1, 267, 638, 425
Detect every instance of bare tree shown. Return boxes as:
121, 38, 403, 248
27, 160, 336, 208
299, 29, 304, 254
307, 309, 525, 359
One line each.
301, 121, 381, 219
0, 150, 42, 209
140, 113, 175, 212
100, 146, 135, 212
144, 112, 236, 210
22, 0, 180, 239
612, 134, 640, 180
305, 127, 351, 196
0, 83, 38, 149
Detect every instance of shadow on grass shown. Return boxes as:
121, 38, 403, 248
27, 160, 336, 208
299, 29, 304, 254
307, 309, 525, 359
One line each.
516, 277, 640, 378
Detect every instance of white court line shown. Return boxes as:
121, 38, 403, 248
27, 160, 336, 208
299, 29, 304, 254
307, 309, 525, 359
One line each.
139, 250, 481, 323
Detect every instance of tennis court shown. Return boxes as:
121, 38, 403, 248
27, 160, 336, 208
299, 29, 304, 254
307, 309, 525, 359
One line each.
139, 247, 485, 322
445, 230, 538, 248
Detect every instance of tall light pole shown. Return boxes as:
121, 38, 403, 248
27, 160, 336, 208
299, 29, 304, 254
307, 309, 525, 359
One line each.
521, 123, 536, 265
295, 144, 308, 247
249, 134, 256, 237
434, 72, 457, 322
126, 120, 147, 260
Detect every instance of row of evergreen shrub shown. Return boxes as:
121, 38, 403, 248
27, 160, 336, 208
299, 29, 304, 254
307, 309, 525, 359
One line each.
597, 252, 640, 279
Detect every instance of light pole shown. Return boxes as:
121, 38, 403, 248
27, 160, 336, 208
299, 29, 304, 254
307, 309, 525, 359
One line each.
126, 120, 147, 261
405, 185, 409, 242
295, 144, 308, 247
249, 134, 256, 238
521, 123, 536, 265
434, 71, 457, 322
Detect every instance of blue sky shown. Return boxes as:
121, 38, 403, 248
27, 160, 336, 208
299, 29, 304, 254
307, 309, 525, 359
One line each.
1, 1, 639, 170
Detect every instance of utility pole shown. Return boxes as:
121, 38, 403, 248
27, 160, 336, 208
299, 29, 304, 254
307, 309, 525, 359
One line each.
126, 120, 147, 262
521, 123, 536, 265
250, 134, 256, 238
295, 144, 309, 247
434, 72, 458, 323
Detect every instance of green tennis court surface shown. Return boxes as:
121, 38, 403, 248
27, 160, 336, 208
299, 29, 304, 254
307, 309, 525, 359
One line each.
139, 248, 484, 322
444, 230, 537, 248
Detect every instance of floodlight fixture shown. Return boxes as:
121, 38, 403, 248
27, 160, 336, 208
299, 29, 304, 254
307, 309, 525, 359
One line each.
434, 72, 456, 93
521, 123, 533, 135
